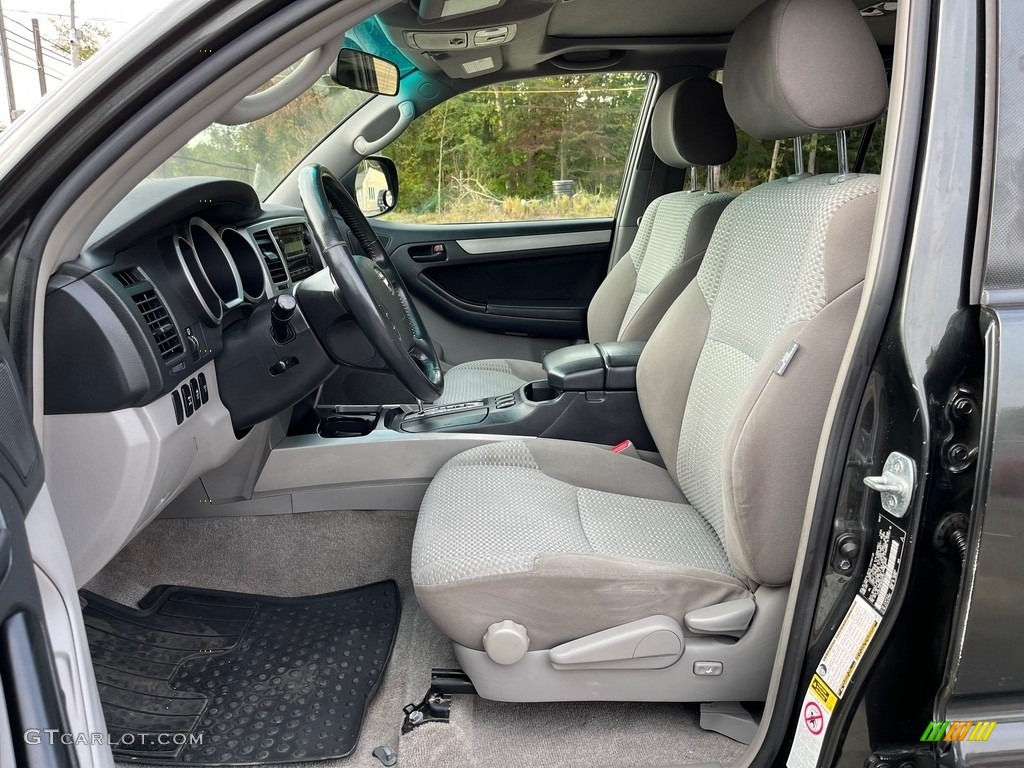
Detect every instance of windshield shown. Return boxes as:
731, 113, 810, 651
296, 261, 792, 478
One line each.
148, 17, 414, 199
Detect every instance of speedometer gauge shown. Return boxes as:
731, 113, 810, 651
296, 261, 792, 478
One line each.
173, 235, 222, 324
188, 217, 243, 308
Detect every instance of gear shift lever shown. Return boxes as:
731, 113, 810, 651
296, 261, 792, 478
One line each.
271, 294, 297, 343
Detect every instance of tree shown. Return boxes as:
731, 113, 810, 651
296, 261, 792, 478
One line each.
155, 76, 370, 198
50, 19, 111, 62
383, 73, 650, 215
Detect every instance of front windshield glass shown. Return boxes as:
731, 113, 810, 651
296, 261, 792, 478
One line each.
149, 17, 414, 199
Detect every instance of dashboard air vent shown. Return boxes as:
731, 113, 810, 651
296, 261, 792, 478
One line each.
132, 289, 184, 361
113, 267, 144, 287
253, 230, 289, 290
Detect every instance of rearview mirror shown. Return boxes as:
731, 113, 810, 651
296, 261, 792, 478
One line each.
330, 49, 400, 97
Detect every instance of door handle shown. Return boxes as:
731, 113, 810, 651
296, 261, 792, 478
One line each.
410, 243, 447, 263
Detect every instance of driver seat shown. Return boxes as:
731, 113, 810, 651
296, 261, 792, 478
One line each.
412, 0, 887, 702
433, 76, 737, 405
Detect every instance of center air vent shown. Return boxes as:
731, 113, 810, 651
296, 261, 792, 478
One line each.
253, 230, 289, 290
113, 267, 144, 287
132, 289, 184, 361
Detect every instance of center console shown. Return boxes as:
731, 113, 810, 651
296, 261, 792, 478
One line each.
315, 341, 654, 450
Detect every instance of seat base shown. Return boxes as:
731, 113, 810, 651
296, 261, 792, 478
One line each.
453, 585, 787, 703
700, 702, 761, 745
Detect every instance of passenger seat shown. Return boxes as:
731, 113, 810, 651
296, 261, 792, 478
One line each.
434, 76, 737, 405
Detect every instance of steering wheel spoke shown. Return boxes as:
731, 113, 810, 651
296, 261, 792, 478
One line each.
298, 164, 444, 402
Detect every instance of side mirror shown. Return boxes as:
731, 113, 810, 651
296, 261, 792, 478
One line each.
353, 156, 399, 217
330, 49, 400, 97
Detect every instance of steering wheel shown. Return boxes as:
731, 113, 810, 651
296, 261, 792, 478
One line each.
297, 164, 444, 402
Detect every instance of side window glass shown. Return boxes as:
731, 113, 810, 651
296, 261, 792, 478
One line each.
382, 73, 652, 223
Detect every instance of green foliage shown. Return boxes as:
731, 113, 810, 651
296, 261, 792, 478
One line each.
383, 73, 650, 218
386, 192, 620, 224
720, 121, 887, 192
153, 78, 371, 198
50, 19, 111, 61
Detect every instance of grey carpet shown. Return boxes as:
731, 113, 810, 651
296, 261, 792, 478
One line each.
88, 511, 746, 768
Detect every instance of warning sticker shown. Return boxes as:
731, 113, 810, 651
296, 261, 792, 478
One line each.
859, 515, 905, 614
809, 674, 838, 712
787, 515, 904, 768
787, 598, 881, 768
817, 595, 880, 698
787, 677, 835, 768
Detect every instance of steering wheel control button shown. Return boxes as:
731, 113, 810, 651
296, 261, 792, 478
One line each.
482, 620, 530, 665
271, 294, 297, 343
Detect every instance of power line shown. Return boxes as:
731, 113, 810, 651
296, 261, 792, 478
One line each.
165, 153, 256, 173
8, 50, 41, 71
2, 7, 130, 24
6, 41, 69, 75
4, 17, 73, 63
5, 17, 74, 53
5, 28, 72, 68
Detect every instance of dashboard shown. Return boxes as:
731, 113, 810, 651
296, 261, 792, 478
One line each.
43, 176, 347, 583
44, 177, 326, 418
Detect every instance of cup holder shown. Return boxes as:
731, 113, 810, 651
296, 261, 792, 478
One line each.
318, 411, 380, 438
524, 382, 560, 403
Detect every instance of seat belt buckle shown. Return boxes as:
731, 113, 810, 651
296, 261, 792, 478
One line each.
611, 440, 640, 458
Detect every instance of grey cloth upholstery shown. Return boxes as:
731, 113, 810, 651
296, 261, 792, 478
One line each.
723, 0, 888, 139
412, 440, 748, 650
413, 0, 883, 672
651, 78, 737, 168
640, 174, 879, 585
438, 80, 735, 404
589, 191, 731, 343
433, 358, 545, 405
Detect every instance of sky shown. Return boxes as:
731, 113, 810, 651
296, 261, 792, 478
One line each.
1, 1, 167, 123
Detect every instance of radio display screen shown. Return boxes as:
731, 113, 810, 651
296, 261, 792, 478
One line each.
272, 225, 316, 281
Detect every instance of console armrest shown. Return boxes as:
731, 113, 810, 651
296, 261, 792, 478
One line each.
543, 341, 646, 392
597, 341, 645, 390
543, 344, 605, 391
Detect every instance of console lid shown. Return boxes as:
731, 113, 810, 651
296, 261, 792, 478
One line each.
543, 341, 645, 392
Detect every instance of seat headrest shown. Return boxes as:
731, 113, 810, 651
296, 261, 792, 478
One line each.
651, 78, 737, 169
723, 0, 888, 140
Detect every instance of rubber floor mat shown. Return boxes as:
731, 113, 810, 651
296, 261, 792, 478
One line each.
81, 581, 400, 765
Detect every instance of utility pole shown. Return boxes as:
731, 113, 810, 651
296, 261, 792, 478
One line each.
69, 0, 80, 68
31, 18, 46, 95
0, 0, 17, 123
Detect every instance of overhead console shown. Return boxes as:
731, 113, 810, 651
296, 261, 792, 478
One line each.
404, 25, 516, 51
377, 0, 556, 81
